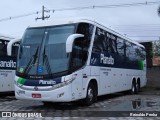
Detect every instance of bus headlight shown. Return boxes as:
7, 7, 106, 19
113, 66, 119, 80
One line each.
64, 74, 77, 83
52, 74, 77, 89
15, 81, 23, 87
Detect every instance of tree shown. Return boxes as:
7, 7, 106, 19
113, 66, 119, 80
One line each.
153, 40, 160, 56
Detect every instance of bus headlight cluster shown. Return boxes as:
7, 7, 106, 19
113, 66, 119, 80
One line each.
52, 74, 77, 89
15, 81, 23, 87
64, 74, 77, 82
15, 74, 77, 91
52, 80, 71, 89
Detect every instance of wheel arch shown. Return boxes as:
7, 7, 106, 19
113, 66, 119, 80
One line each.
132, 77, 136, 85
89, 79, 98, 97
137, 77, 141, 87
83, 77, 99, 98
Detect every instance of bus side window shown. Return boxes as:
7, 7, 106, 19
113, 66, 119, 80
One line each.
117, 38, 124, 56
107, 34, 117, 54
141, 48, 146, 60
0, 40, 7, 56
136, 46, 145, 60
11, 42, 20, 57
72, 23, 94, 69
129, 44, 137, 61
92, 28, 107, 53
76, 23, 93, 50
93, 35, 105, 52
125, 41, 132, 60
72, 38, 83, 68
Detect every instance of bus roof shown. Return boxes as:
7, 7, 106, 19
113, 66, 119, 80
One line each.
0, 34, 16, 41
29, 17, 144, 48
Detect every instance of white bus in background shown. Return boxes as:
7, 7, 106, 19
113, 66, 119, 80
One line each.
12, 18, 146, 105
0, 34, 19, 93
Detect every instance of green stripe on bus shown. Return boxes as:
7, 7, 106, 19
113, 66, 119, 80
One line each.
138, 60, 144, 70
17, 78, 26, 85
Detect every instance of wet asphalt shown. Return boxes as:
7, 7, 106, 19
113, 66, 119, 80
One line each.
0, 88, 160, 120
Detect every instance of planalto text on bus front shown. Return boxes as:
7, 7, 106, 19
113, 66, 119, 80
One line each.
0, 60, 16, 68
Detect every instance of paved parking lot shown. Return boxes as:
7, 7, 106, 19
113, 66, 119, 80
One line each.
0, 89, 160, 120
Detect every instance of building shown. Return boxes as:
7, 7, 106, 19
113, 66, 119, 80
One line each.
153, 56, 160, 66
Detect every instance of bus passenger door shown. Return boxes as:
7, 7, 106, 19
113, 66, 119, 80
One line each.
100, 67, 111, 94
0, 72, 11, 92
82, 66, 92, 97
0, 57, 16, 92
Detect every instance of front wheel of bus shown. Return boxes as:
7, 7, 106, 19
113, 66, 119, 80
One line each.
83, 83, 96, 106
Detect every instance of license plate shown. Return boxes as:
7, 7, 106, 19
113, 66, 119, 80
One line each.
32, 94, 41, 98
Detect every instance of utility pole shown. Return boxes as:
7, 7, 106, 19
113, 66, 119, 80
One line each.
36, 6, 50, 21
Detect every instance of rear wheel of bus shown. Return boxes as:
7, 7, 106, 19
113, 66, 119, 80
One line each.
136, 79, 141, 93
131, 80, 137, 94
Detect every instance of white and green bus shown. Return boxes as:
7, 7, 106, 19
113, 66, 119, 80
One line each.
13, 18, 146, 105
0, 34, 19, 93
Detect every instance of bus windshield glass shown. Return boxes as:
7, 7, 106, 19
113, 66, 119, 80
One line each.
17, 25, 75, 78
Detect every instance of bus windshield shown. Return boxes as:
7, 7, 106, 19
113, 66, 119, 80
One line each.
17, 25, 75, 78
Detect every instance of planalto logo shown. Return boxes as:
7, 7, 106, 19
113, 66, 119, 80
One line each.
100, 54, 114, 65
0, 60, 16, 68
39, 80, 56, 85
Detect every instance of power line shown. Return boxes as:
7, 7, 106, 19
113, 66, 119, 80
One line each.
0, 1, 160, 22
96, 1, 160, 8
50, 1, 160, 11
0, 11, 40, 22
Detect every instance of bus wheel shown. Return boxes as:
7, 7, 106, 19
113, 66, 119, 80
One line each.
42, 102, 51, 106
136, 81, 140, 93
131, 81, 136, 94
43, 102, 60, 106
83, 83, 96, 106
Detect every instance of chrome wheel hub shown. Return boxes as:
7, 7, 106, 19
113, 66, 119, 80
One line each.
88, 87, 93, 101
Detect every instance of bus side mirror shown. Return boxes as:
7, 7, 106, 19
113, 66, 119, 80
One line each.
7, 39, 21, 56
66, 34, 84, 53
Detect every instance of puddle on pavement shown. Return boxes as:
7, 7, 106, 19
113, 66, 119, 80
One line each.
101, 98, 160, 111
0, 93, 16, 102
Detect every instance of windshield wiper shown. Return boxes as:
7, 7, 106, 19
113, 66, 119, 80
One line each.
23, 47, 39, 74
43, 47, 52, 75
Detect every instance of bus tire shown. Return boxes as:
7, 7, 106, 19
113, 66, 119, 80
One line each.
131, 81, 136, 94
83, 82, 96, 106
43, 102, 61, 106
136, 81, 140, 93
42, 101, 51, 106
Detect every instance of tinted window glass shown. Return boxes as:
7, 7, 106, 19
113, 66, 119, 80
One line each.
125, 41, 132, 58
117, 38, 124, 56
92, 28, 106, 53
12, 42, 19, 57
0, 40, 8, 56
72, 23, 94, 69
17, 25, 75, 76
44, 25, 75, 73
107, 33, 117, 53
93, 27, 118, 54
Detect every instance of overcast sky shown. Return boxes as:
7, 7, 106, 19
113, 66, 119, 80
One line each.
0, 0, 160, 41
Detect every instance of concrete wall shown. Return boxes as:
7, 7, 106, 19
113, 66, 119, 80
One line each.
147, 66, 160, 88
